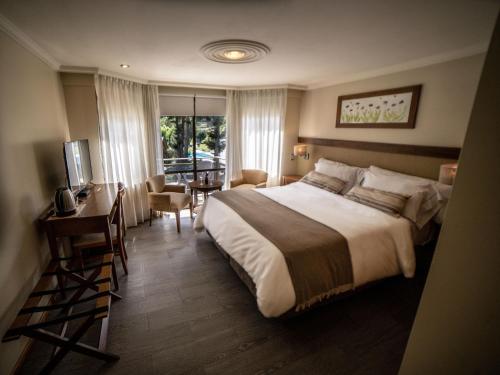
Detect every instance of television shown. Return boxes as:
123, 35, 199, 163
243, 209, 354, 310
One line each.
63, 139, 93, 196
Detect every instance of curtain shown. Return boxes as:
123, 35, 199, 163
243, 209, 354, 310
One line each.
143, 85, 163, 177
95, 75, 162, 226
225, 89, 287, 187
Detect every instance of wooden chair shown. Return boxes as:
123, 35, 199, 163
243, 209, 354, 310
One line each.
230, 169, 268, 189
72, 186, 128, 275
146, 175, 193, 233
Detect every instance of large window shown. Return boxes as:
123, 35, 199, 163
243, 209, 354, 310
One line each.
160, 115, 226, 183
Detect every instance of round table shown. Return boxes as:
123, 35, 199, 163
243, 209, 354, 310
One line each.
189, 180, 223, 206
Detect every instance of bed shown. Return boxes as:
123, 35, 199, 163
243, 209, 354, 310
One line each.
194, 180, 418, 318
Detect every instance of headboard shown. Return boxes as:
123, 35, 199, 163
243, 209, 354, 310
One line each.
296, 137, 460, 180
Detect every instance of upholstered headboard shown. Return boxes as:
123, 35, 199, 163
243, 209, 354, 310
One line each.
296, 137, 460, 180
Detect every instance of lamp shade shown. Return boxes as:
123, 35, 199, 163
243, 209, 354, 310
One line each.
439, 163, 458, 185
293, 144, 308, 157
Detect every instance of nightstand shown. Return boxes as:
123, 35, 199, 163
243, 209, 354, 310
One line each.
281, 175, 302, 185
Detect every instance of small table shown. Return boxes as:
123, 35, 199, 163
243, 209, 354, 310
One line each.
189, 180, 223, 206
281, 175, 303, 185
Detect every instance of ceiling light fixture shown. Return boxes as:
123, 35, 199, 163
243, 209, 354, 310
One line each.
120, 64, 130, 68
201, 40, 270, 64
223, 50, 247, 60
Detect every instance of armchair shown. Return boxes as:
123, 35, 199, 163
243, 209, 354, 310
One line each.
145, 175, 193, 233
230, 169, 268, 190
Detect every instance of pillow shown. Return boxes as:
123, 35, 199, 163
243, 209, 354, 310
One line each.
300, 171, 346, 194
315, 158, 364, 194
369, 165, 447, 200
363, 171, 427, 225
345, 185, 409, 217
368, 166, 444, 227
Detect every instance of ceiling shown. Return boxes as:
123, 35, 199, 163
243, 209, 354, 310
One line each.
0, 0, 498, 88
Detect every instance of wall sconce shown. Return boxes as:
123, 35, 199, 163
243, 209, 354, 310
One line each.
291, 144, 309, 160
439, 163, 458, 185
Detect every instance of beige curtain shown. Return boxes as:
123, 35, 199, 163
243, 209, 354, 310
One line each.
225, 89, 287, 187
95, 75, 161, 226
143, 85, 163, 177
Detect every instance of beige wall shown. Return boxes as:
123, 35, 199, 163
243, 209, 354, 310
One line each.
0, 31, 69, 374
60, 73, 104, 183
299, 54, 485, 148
281, 89, 303, 176
400, 18, 500, 374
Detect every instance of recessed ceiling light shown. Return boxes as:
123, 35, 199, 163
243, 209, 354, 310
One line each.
200, 40, 270, 64
223, 50, 247, 60
120, 64, 130, 68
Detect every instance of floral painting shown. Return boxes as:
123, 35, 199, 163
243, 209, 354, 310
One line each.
336, 85, 421, 129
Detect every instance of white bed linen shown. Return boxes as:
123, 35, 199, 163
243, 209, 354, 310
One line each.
194, 182, 415, 317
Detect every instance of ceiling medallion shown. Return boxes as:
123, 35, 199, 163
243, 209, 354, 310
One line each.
200, 39, 270, 64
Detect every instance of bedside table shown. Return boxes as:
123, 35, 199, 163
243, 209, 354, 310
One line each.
281, 175, 302, 185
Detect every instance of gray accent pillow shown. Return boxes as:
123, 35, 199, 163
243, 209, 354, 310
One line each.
300, 171, 346, 194
345, 185, 409, 216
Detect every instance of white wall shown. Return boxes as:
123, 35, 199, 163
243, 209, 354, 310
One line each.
400, 18, 500, 374
0, 31, 70, 374
299, 54, 485, 147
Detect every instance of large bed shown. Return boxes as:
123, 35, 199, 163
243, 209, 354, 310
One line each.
195, 180, 418, 318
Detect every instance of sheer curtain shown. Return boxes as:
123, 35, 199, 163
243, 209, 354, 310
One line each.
95, 75, 162, 226
142, 85, 163, 177
226, 89, 287, 187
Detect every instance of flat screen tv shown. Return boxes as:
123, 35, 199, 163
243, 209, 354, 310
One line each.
63, 139, 93, 195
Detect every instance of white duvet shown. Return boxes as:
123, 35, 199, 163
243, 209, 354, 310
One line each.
194, 182, 415, 317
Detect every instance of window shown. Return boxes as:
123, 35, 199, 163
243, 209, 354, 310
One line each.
160, 115, 226, 183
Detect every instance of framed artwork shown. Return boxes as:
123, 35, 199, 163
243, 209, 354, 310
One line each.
336, 85, 422, 129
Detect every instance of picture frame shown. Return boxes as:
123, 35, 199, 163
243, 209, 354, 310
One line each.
336, 85, 422, 129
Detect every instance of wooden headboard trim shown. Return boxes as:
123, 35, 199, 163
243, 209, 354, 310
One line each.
298, 137, 461, 159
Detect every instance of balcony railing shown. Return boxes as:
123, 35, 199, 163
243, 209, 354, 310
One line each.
163, 156, 225, 184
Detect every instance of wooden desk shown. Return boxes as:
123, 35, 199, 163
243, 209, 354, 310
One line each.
44, 183, 120, 267
4, 183, 124, 372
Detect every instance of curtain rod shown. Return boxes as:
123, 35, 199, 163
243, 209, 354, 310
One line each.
158, 93, 226, 99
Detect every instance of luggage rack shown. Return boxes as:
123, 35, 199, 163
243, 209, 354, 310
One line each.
3, 252, 121, 374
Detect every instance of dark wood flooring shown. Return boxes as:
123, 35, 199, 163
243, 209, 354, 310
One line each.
19, 213, 435, 375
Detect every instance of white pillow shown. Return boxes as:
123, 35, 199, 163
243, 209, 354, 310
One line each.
363, 172, 427, 226
368, 165, 445, 223
315, 158, 364, 194
369, 165, 448, 200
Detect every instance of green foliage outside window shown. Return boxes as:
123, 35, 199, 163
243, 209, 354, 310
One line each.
160, 116, 226, 160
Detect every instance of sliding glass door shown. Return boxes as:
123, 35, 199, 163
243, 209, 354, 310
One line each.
160, 115, 226, 184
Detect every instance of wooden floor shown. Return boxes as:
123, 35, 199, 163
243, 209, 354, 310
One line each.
20, 212, 435, 375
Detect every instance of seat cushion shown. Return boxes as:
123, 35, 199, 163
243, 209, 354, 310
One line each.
232, 184, 256, 190
73, 225, 118, 248
169, 192, 191, 210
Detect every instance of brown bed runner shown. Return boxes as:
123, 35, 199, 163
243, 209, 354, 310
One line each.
212, 189, 353, 311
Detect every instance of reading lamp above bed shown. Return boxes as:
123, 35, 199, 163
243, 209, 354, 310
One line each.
439, 163, 458, 185
291, 144, 310, 160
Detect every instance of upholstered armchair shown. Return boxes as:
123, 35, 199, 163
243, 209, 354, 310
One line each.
230, 169, 268, 190
145, 175, 193, 233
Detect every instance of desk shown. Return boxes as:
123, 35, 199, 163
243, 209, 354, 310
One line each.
43, 183, 120, 271
4, 183, 125, 372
